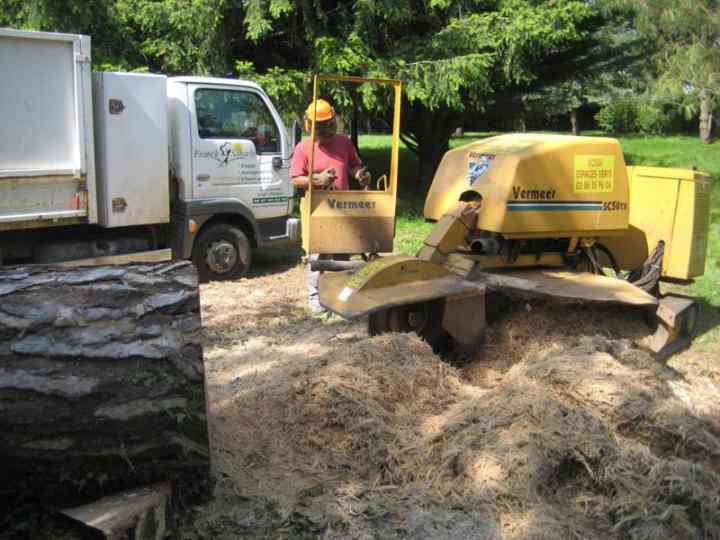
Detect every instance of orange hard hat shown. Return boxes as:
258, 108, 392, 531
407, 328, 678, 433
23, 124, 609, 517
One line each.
304, 99, 335, 123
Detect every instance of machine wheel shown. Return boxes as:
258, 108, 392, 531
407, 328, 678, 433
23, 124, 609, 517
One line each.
192, 223, 251, 282
368, 299, 448, 349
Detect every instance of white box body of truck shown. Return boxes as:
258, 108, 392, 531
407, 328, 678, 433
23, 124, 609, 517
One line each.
0, 28, 96, 226
93, 72, 169, 227
0, 28, 298, 280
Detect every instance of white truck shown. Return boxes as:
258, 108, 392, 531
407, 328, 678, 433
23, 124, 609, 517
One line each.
0, 28, 300, 281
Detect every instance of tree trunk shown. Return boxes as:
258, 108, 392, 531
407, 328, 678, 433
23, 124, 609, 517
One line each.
350, 91, 360, 153
511, 96, 527, 132
570, 109, 580, 135
699, 88, 712, 144
401, 101, 461, 193
0, 261, 209, 504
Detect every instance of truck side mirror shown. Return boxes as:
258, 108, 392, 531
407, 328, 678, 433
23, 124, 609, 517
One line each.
291, 119, 302, 151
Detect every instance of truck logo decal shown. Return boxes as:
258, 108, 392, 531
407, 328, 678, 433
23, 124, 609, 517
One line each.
193, 143, 256, 165
466, 153, 494, 186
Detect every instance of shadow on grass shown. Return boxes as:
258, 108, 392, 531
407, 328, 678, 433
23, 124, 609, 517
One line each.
623, 152, 696, 169
662, 278, 720, 348
694, 297, 720, 339
396, 197, 427, 218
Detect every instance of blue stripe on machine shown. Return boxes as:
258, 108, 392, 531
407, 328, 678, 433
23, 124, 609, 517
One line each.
507, 201, 602, 211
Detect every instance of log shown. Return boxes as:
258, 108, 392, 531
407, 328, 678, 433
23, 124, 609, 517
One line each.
60, 482, 172, 540
0, 261, 210, 505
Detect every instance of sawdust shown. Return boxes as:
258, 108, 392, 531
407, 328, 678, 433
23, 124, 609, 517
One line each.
466, 294, 651, 387
185, 264, 720, 539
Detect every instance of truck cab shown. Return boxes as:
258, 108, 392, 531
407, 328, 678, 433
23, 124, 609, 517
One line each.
167, 77, 297, 281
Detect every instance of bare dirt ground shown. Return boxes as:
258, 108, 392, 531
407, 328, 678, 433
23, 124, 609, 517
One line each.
179, 252, 720, 539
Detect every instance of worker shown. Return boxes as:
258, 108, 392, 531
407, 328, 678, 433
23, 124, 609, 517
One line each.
290, 99, 370, 191
290, 99, 372, 311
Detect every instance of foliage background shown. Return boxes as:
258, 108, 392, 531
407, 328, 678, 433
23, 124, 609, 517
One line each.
6, 0, 717, 183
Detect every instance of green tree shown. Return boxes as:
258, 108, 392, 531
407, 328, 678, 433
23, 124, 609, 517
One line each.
2, 0, 643, 185
0, 0, 130, 69
641, 0, 720, 143
0, 0, 233, 73
509, 1, 652, 135
243, 0, 640, 187
111, 0, 232, 74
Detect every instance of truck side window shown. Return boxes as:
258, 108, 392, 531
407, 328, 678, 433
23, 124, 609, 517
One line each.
195, 89, 280, 153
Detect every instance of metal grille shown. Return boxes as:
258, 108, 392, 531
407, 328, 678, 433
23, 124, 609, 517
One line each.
690, 173, 711, 275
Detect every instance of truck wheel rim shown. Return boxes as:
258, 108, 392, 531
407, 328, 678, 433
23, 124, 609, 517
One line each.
206, 239, 238, 275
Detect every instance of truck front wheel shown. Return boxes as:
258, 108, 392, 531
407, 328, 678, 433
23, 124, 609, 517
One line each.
192, 223, 251, 282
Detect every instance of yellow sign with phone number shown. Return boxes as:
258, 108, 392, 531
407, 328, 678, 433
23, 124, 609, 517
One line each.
573, 155, 615, 193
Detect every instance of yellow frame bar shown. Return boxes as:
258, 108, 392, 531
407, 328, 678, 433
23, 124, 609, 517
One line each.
307, 74, 402, 198
302, 74, 402, 255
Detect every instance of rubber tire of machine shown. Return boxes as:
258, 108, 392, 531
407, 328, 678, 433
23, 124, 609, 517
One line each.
192, 223, 251, 282
368, 299, 449, 350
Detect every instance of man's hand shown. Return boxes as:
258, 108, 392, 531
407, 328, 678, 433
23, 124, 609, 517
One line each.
355, 166, 371, 187
313, 168, 336, 189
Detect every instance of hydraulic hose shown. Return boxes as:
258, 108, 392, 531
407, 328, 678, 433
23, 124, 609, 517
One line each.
593, 242, 622, 277
627, 241, 664, 293
310, 259, 366, 272
582, 245, 605, 275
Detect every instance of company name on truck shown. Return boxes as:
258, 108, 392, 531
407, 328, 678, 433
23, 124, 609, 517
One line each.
194, 142, 256, 165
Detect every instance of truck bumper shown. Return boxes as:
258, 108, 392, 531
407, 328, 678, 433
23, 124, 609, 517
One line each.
257, 217, 300, 247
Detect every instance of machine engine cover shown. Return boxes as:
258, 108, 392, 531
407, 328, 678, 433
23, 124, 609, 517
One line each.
424, 134, 629, 238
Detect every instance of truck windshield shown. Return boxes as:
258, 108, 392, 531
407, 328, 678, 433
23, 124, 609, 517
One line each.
195, 88, 279, 153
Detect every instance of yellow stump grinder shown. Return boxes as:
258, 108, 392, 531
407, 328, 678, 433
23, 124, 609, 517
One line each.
316, 133, 710, 358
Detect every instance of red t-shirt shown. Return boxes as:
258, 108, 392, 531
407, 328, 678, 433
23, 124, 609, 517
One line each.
290, 134, 361, 190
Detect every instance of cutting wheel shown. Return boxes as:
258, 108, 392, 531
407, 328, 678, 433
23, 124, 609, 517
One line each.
368, 299, 448, 348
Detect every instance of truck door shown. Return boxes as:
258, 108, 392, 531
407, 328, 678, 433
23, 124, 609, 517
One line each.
189, 85, 290, 219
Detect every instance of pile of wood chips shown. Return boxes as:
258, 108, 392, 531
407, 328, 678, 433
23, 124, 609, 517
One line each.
195, 271, 720, 539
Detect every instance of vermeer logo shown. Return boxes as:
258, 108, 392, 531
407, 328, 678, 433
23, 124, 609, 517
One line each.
466, 153, 494, 186
512, 186, 557, 199
327, 199, 377, 209
193, 142, 255, 165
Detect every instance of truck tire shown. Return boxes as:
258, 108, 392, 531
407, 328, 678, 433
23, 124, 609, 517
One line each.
193, 223, 251, 282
